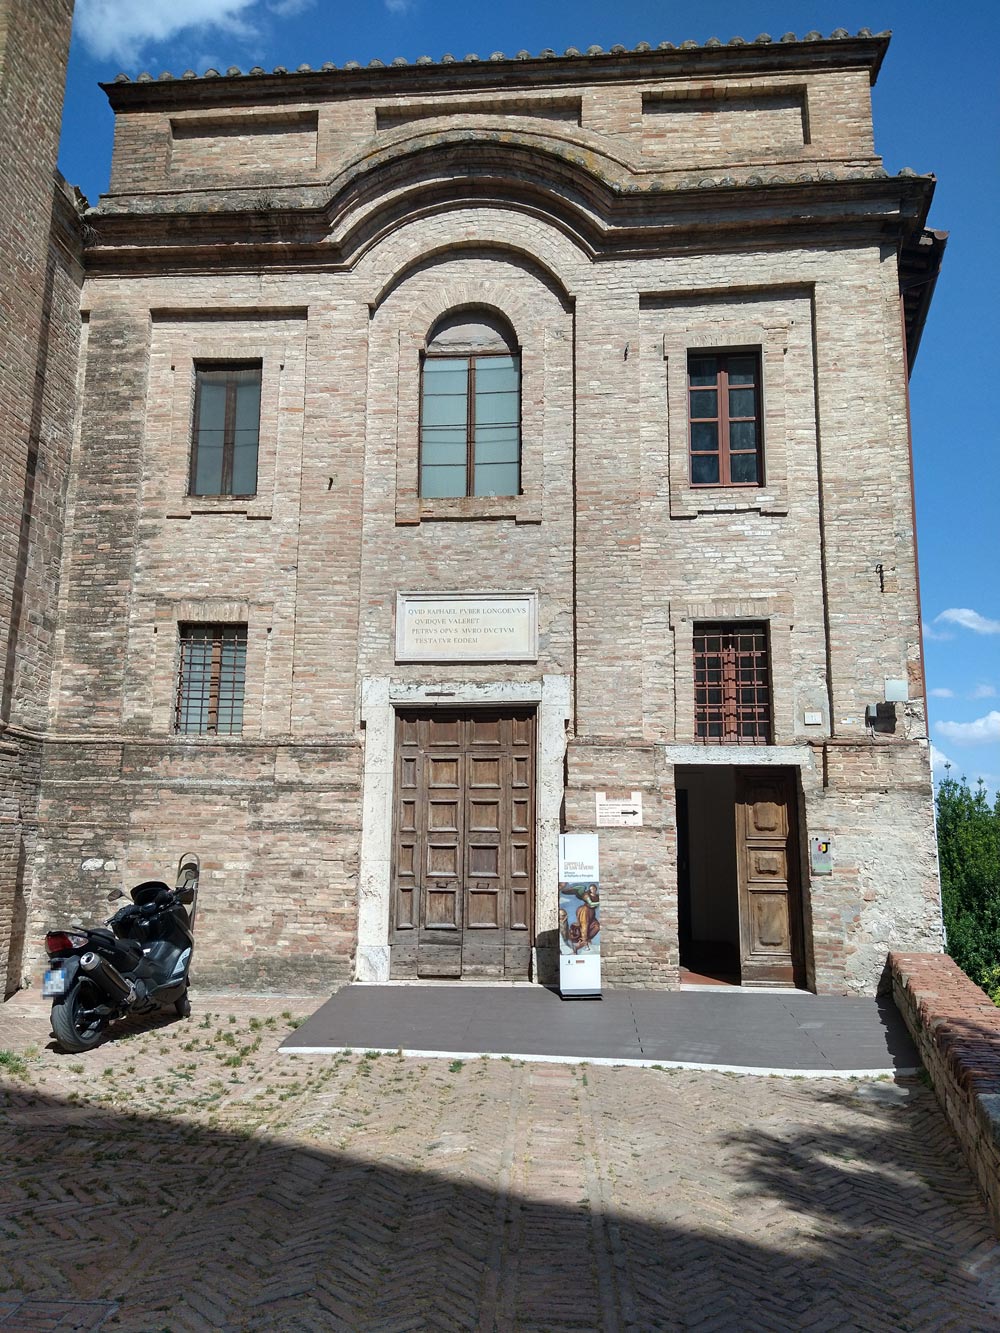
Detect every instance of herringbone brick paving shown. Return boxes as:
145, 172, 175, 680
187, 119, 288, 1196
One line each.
1, 992, 999, 1332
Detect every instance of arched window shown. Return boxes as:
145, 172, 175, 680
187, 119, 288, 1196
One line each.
420, 311, 520, 497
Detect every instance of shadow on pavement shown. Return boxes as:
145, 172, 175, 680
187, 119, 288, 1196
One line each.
1, 1072, 998, 1332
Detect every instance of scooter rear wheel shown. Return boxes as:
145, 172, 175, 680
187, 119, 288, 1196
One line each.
51, 979, 106, 1053
174, 990, 191, 1019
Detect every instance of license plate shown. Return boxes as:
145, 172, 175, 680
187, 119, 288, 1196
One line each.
42, 968, 66, 997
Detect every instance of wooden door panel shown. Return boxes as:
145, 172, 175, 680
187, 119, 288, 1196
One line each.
469, 756, 502, 787
468, 843, 500, 877
511, 715, 532, 746
396, 882, 417, 929
469, 715, 502, 745
467, 887, 501, 928
428, 799, 460, 831
748, 794, 784, 835
469, 799, 500, 831
511, 796, 530, 833
398, 715, 420, 746
391, 708, 535, 980
509, 885, 530, 931
736, 769, 803, 986
425, 895, 459, 930
511, 843, 530, 880
428, 715, 461, 746
427, 756, 460, 787
395, 842, 416, 880
747, 848, 786, 881
749, 892, 791, 950
426, 843, 459, 878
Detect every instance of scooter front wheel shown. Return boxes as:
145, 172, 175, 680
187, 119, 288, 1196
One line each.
51, 979, 107, 1053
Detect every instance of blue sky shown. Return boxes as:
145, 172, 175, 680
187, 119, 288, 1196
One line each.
58, 1, 999, 792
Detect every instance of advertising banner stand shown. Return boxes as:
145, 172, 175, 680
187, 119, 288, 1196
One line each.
558, 833, 601, 998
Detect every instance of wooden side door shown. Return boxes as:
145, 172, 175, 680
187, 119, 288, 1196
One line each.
735, 769, 804, 987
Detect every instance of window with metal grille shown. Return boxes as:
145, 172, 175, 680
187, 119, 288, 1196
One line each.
687, 351, 763, 486
175, 624, 247, 735
693, 622, 771, 743
420, 311, 521, 498
190, 363, 261, 497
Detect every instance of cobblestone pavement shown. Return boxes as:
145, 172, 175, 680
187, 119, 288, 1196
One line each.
2, 990, 999, 1333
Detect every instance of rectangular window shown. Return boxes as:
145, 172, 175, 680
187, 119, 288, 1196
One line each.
693, 622, 771, 744
190, 363, 261, 496
175, 624, 247, 734
687, 351, 762, 486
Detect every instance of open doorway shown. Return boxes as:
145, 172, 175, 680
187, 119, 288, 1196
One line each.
676, 766, 805, 988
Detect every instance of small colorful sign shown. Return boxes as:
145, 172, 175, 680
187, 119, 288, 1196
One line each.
810, 835, 833, 876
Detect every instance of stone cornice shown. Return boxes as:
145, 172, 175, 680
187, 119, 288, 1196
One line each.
81, 171, 936, 275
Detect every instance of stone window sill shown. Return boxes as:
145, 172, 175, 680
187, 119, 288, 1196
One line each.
166, 499, 272, 521
672, 486, 789, 518
396, 493, 541, 525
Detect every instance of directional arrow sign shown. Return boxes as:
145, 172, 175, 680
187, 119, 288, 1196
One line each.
595, 791, 643, 827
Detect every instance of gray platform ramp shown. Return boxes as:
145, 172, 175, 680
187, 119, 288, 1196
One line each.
281, 985, 919, 1074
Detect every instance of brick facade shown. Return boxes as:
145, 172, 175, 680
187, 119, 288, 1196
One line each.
3, 28, 947, 996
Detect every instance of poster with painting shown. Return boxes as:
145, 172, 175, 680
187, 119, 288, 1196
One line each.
558, 834, 601, 998
558, 881, 601, 956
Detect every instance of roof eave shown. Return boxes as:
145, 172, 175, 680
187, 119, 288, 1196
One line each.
99, 33, 891, 113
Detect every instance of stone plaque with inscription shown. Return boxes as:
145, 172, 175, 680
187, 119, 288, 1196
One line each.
395, 592, 538, 662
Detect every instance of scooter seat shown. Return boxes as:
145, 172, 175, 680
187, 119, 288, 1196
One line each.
90, 928, 143, 964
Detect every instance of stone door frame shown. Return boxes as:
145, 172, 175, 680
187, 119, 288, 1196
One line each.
356, 675, 571, 982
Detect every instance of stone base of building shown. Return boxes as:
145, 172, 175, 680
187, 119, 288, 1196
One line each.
10, 729, 942, 1001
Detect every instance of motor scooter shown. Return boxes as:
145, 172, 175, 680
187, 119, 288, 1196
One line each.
42, 853, 200, 1053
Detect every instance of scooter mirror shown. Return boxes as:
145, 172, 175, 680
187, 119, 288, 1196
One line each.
106, 889, 126, 903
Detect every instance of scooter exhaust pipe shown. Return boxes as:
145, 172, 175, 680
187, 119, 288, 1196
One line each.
79, 951, 133, 1003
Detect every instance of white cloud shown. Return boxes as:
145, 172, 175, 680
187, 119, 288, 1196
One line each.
384, 0, 414, 12
935, 710, 1000, 745
970, 683, 998, 700
75, 0, 259, 65
267, 0, 314, 15
928, 687, 954, 698
922, 619, 953, 642
935, 607, 1000, 635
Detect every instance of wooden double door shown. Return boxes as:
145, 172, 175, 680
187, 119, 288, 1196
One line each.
390, 708, 535, 979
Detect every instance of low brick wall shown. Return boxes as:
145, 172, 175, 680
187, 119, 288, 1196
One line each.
891, 952, 1000, 1232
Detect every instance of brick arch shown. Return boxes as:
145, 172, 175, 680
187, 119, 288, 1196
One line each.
424, 304, 520, 352
327, 127, 626, 267
368, 254, 569, 355
359, 214, 582, 316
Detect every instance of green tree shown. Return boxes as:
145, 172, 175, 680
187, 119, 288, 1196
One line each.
936, 771, 1000, 1001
